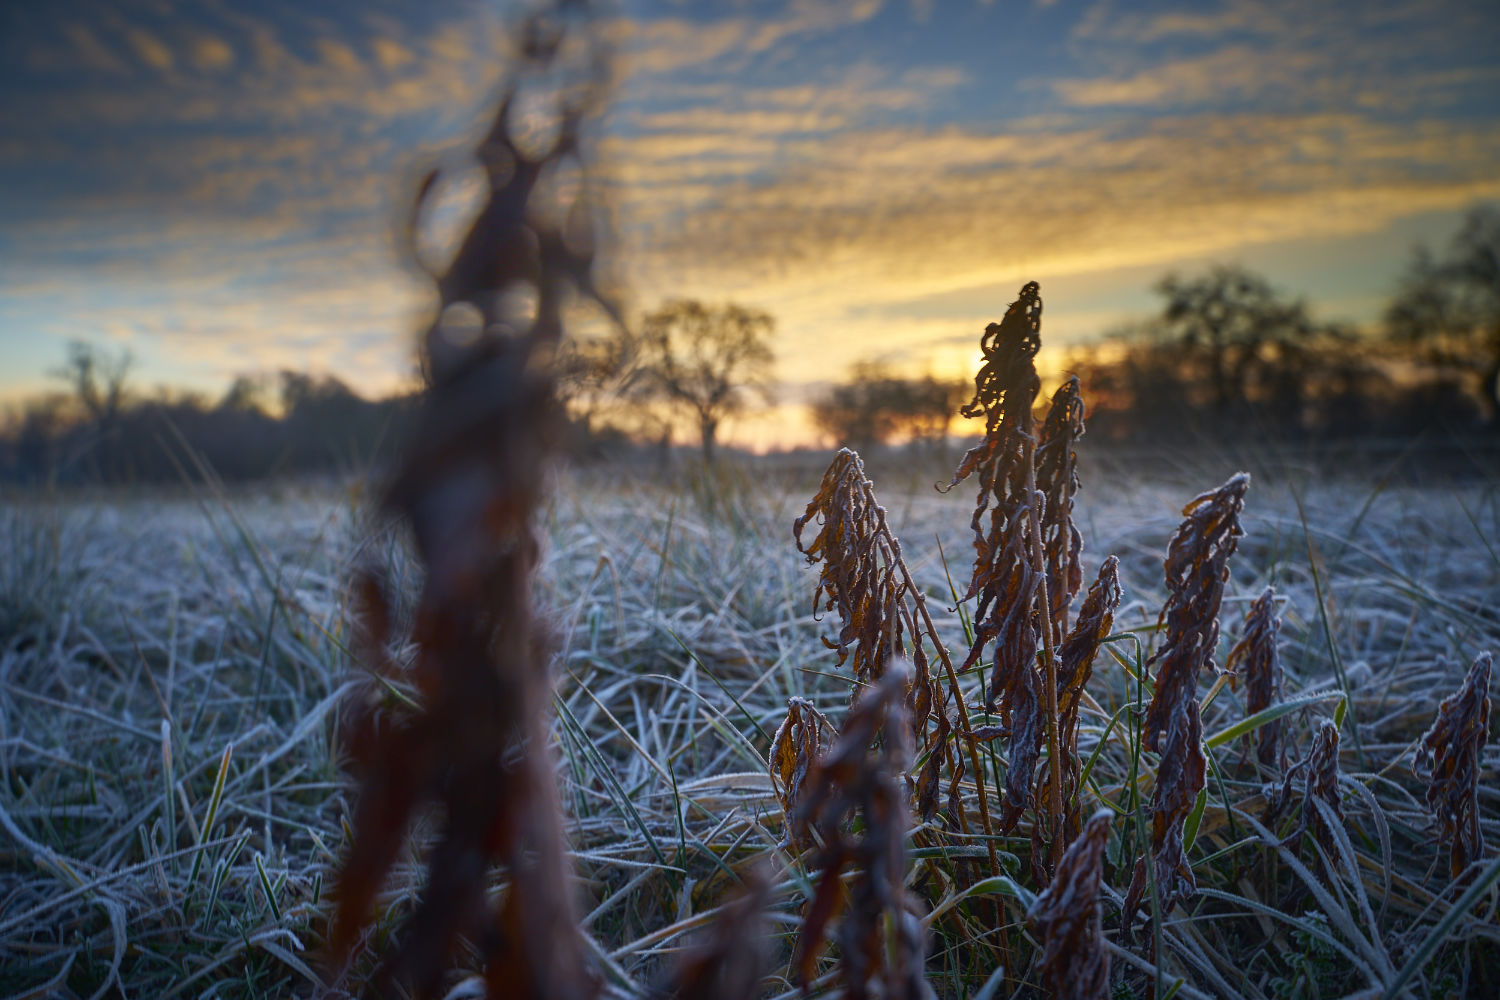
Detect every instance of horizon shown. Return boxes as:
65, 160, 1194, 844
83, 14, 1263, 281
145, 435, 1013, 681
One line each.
2, 0, 1498, 450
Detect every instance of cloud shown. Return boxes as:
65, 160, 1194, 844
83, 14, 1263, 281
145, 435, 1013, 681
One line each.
191, 35, 235, 72
1053, 45, 1321, 107
124, 27, 173, 72
2, 0, 1496, 453
618, 0, 884, 77
1062, 0, 1500, 112
61, 23, 129, 74
600, 107, 1500, 410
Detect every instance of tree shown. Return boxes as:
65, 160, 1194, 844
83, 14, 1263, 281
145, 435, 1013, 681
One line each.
812, 362, 967, 454
1067, 270, 1380, 441
632, 300, 775, 464
50, 340, 133, 479
1385, 205, 1500, 422
53, 340, 132, 425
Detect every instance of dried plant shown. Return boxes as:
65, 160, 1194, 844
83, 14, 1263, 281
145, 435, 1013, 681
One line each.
1052, 556, 1122, 845
1124, 472, 1250, 922
914, 678, 968, 827
941, 282, 1061, 840
1027, 809, 1113, 999
1412, 651, 1492, 879
1225, 587, 1286, 772
1267, 719, 1343, 869
943, 283, 1042, 619
769, 697, 836, 847
796, 447, 999, 870
656, 866, 771, 1000
328, 6, 611, 998
794, 449, 918, 692
1037, 375, 1086, 643
789, 668, 933, 1000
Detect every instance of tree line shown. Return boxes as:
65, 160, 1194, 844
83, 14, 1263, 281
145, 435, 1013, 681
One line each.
0, 354, 418, 486
1068, 205, 1499, 443
2, 205, 1496, 485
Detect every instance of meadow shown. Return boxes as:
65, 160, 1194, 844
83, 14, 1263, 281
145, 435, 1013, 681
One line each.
1, 448, 1496, 998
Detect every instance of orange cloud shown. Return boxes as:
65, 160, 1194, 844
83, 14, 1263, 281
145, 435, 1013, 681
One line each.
125, 27, 173, 72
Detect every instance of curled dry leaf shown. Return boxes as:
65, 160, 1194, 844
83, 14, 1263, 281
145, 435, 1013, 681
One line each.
790, 668, 933, 1000
941, 283, 1049, 834
1412, 651, 1492, 880
1226, 586, 1286, 773
1028, 809, 1113, 1000
1124, 472, 1250, 923
1052, 556, 1122, 845
794, 449, 924, 703
329, 5, 610, 998
1268, 719, 1344, 871
1037, 375, 1086, 643
769, 697, 836, 847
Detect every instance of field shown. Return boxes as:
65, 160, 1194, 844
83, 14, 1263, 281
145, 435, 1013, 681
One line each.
1, 452, 1497, 999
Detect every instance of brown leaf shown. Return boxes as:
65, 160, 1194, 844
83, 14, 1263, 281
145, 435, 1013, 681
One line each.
1413, 651, 1492, 880
1124, 472, 1249, 924
1225, 586, 1286, 773
1028, 809, 1113, 999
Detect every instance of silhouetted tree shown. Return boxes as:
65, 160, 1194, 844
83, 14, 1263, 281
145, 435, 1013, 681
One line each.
1156, 265, 1317, 420
1386, 205, 1500, 422
812, 363, 967, 453
54, 340, 132, 424
632, 300, 775, 464
51, 340, 133, 479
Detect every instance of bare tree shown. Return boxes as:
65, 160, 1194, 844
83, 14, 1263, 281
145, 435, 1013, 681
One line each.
1156, 266, 1316, 419
54, 340, 132, 425
51, 340, 133, 479
633, 300, 775, 464
1386, 205, 1500, 422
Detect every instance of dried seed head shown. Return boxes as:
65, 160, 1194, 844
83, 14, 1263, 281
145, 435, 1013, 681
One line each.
1225, 587, 1286, 772
1124, 472, 1250, 922
971, 496, 1046, 834
1037, 375, 1086, 641
1412, 651, 1492, 879
1028, 809, 1113, 1000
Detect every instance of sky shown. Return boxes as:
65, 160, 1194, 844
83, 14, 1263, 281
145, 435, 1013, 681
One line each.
2, 0, 1498, 449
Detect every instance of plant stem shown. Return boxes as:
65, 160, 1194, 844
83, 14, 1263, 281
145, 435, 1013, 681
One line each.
880, 503, 1002, 879
1027, 478, 1064, 871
